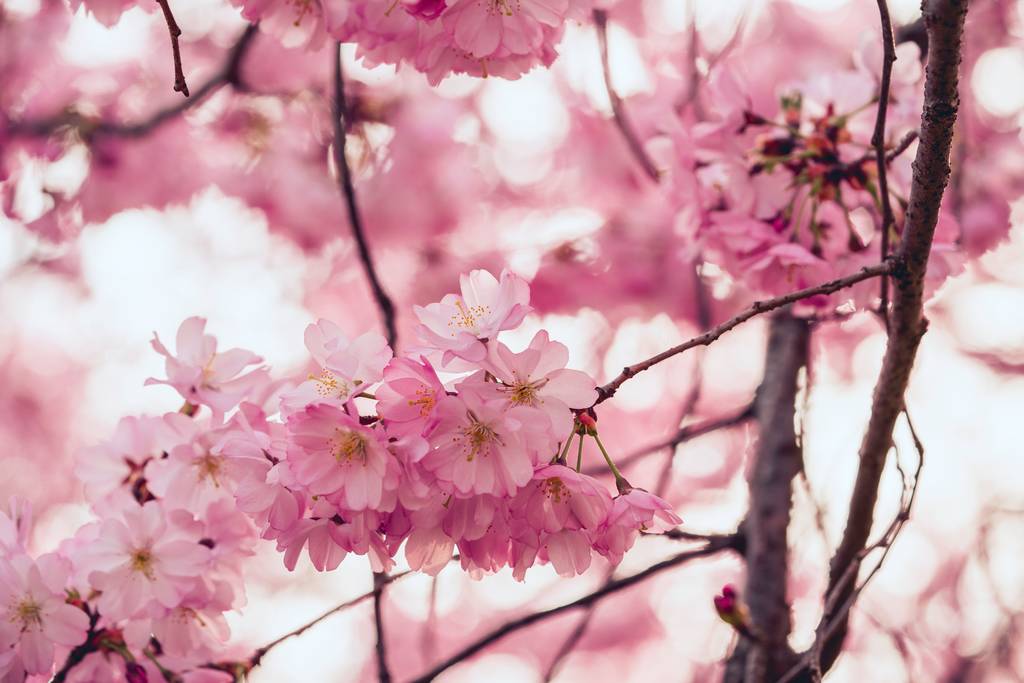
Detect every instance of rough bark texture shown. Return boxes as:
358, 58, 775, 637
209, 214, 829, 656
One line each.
814, 0, 968, 675
724, 312, 810, 682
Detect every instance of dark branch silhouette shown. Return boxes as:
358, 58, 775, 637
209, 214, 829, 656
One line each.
594, 262, 893, 405
154, 0, 190, 97
593, 8, 661, 183
332, 43, 398, 349
408, 535, 741, 683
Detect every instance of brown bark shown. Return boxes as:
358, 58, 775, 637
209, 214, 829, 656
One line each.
724, 312, 809, 682
810, 0, 968, 677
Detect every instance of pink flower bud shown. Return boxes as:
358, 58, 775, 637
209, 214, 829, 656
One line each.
125, 662, 149, 683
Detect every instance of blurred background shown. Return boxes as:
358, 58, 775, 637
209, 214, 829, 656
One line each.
2, 0, 1024, 680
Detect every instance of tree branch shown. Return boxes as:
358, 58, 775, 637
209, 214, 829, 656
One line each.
7, 24, 258, 140
593, 8, 661, 183
872, 0, 898, 322
408, 535, 741, 683
593, 262, 893, 405
372, 571, 393, 683
582, 403, 754, 477
723, 312, 809, 683
332, 43, 398, 349
154, 0, 190, 97
778, 411, 923, 683
809, 1, 967, 674
246, 567, 415, 669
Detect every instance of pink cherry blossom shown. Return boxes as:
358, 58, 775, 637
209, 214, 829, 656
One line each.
511, 464, 611, 533
0, 553, 89, 678
481, 330, 598, 437
286, 403, 400, 511
81, 502, 210, 620
146, 318, 264, 416
420, 393, 538, 498
376, 356, 446, 437
595, 488, 682, 565
414, 269, 531, 364
281, 320, 392, 415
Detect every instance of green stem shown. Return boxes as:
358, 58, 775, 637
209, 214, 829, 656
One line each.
556, 429, 577, 465
592, 433, 627, 485
575, 434, 585, 472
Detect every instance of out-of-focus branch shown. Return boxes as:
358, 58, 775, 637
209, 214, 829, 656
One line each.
593, 262, 893, 405
245, 567, 415, 669
778, 412, 924, 683
810, 1, 967, 676
593, 8, 661, 183
872, 0, 898, 322
154, 0, 190, 97
332, 43, 398, 349
723, 312, 809, 683
408, 535, 741, 683
372, 571, 392, 682
8, 24, 258, 139
581, 403, 753, 476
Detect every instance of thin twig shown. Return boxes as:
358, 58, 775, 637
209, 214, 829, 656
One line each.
409, 536, 740, 683
593, 9, 661, 183
8, 24, 257, 139
594, 262, 894, 405
247, 568, 413, 667
872, 0, 898, 324
581, 403, 753, 476
541, 567, 614, 682
332, 43, 398, 349
778, 418, 923, 683
154, 0, 190, 97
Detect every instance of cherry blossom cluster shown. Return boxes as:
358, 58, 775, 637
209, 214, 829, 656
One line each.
0, 270, 679, 681
76, 0, 591, 83
654, 40, 963, 301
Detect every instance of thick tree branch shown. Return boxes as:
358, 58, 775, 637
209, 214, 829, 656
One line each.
408, 535, 741, 683
723, 312, 809, 683
808, 1, 967, 676
154, 0, 190, 97
593, 262, 892, 405
332, 43, 398, 349
593, 8, 661, 183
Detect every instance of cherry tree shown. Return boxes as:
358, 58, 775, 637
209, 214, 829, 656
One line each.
1, 0, 1022, 680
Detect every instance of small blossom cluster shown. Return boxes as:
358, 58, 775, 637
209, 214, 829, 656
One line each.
0, 270, 679, 680
655, 40, 962, 301
75, 0, 590, 84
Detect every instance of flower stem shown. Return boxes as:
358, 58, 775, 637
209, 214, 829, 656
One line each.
556, 427, 577, 465
575, 434, 585, 472
592, 433, 628, 488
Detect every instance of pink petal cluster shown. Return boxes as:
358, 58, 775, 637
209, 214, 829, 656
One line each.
10, 272, 678, 678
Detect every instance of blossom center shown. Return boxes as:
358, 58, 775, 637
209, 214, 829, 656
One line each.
332, 429, 368, 465
487, 0, 518, 16
10, 596, 43, 631
447, 300, 490, 336
456, 414, 500, 461
407, 387, 436, 417
541, 477, 571, 503
130, 548, 156, 580
288, 0, 315, 26
194, 453, 224, 486
310, 369, 352, 400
